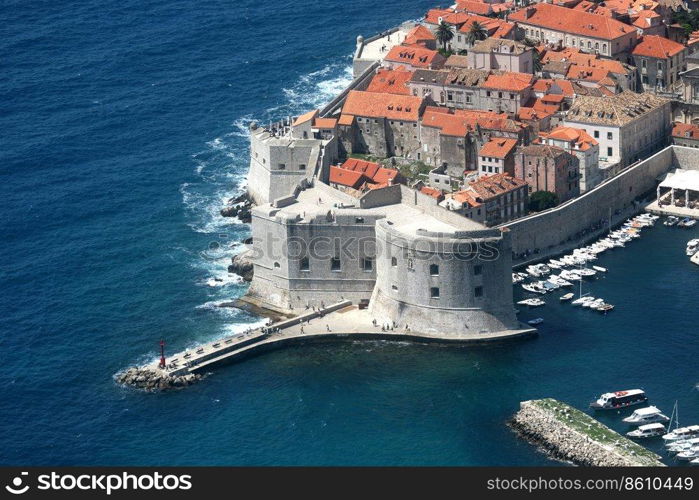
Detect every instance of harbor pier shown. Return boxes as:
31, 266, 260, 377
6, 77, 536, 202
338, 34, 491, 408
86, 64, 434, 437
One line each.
116, 301, 536, 391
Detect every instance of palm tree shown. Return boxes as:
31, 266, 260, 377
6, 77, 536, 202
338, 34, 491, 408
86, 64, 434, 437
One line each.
532, 50, 542, 73
465, 21, 488, 46
435, 21, 454, 51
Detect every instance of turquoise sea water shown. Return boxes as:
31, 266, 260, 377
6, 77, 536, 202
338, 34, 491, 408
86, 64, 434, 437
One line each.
2, 0, 698, 465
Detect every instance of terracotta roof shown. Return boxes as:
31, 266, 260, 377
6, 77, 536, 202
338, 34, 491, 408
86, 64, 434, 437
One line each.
420, 186, 444, 199
342, 90, 424, 121
517, 107, 552, 121
517, 144, 569, 158
482, 72, 534, 92
545, 125, 598, 151
455, 0, 493, 16
445, 55, 471, 68
421, 106, 522, 137
404, 25, 436, 46
425, 9, 473, 26
338, 114, 355, 126
479, 137, 518, 158
532, 78, 575, 97
366, 67, 414, 95
509, 4, 634, 40
329, 166, 365, 189
341, 158, 401, 185
313, 118, 337, 129
467, 173, 527, 200
385, 45, 445, 69
449, 190, 482, 207
566, 91, 669, 126
672, 122, 699, 139
293, 109, 318, 127
631, 35, 685, 59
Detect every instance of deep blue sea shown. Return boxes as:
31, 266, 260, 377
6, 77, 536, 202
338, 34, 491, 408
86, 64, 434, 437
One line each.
2, 0, 698, 465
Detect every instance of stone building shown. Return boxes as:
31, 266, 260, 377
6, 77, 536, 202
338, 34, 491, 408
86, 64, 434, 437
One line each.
513, 144, 581, 203
468, 38, 535, 74
383, 45, 446, 71
478, 137, 518, 177
631, 35, 687, 91
671, 122, 699, 148
445, 173, 529, 226
563, 91, 671, 169
541, 126, 602, 192
509, 4, 638, 60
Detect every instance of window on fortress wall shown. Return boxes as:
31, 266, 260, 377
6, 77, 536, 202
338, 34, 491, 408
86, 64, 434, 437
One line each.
430, 287, 440, 299
391, 257, 397, 267
475, 286, 483, 298
278, 163, 286, 170
274, 262, 280, 268
430, 264, 439, 276
594, 130, 599, 139
300, 257, 309, 272
474, 265, 482, 276
299, 164, 306, 170
607, 132, 613, 140
392, 284, 398, 291
355, 217, 364, 223
331, 257, 341, 272
362, 258, 373, 272
607, 147, 613, 157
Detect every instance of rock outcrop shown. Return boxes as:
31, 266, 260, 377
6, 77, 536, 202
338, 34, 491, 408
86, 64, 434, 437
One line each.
220, 192, 252, 223
115, 367, 202, 392
228, 248, 254, 282
510, 399, 664, 467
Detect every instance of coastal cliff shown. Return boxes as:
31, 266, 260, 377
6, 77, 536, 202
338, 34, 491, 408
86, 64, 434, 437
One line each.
510, 398, 664, 467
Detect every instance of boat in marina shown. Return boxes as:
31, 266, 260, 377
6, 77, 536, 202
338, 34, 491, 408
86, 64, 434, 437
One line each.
547, 275, 573, 287
527, 318, 544, 326
572, 296, 593, 306
590, 389, 648, 410
623, 406, 670, 425
560, 293, 574, 301
517, 298, 545, 307
592, 265, 607, 273
687, 239, 699, 257
665, 216, 679, 226
627, 423, 666, 439
666, 437, 699, 453
512, 273, 526, 284
676, 447, 699, 461
692, 252, 699, 266
662, 425, 699, 442
595, 303, 615, 313
583, 298, 604, 309
679, 217, 697, 228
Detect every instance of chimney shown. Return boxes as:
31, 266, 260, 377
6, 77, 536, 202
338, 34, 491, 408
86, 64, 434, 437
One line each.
525, 7, 535, 19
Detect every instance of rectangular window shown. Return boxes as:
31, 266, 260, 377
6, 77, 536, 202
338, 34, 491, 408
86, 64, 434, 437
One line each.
607, 132, 612, 140
278, 163, 286, 170
362, 258, 373, 272
607, 147, 613, 157
475, 286, 483, 298
474, 265, 482, 275
331, 257, 341, 272
430, 287, 440, 299
300, 257, 310, 271
430, 264, 439, 276
299, 164, 306, 170
355, 217, 365, 223
593, 130, 599, 139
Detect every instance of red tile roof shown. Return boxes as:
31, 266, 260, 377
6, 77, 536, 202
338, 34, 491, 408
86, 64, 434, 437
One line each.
313, 118, 337, 129
545, 126, 598, 151
509, 3, 634, 41
631, 35, 685, 59
672, 122, 699, 140
404, 25, 436, 46
467, 173, 527, 200
366, 66, 414, 95
421, 106, 522, 137
340, 158, 402, 186
482, 72, 534, 92
338, 114, 355, 126
293, 109, 318, 127
455, 0, 493, 16
419, 186, 444, 199
329, 166, 365, 189
385, 45, 445, 69
342, 90, 424, 121
479, 138, 518, 158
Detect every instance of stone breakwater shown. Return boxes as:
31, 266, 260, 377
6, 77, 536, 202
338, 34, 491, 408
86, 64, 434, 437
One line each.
510, 399, 664, 467
115, 367, 202, 391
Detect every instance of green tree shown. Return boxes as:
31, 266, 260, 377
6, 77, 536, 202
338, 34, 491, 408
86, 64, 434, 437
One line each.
435, 22, 454, 51
529, 191, 559, 212
532, 50, 542, 73
465, 21, 488, 46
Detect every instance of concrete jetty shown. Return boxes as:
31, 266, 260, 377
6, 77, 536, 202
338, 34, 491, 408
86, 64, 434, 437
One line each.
116, 301, 535, 391
510, 398, 664, 467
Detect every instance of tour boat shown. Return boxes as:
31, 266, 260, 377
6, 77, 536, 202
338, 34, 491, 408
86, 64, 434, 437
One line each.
676, 447, 699, 461
590, 389, 648, 410
517, 298, 545, 307
667, 437, 699, 453
560, 293, 574, 302
623, 406, 670, 425
686, 239, 699, 257
527, 318, 544, 326
662, 425, 699, 442
592, 265, 607, 273
627, 423, 666, 439
664, 216, 679, 226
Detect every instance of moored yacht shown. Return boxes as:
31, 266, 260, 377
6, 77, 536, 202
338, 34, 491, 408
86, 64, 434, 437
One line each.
626, 423, 666, 439
622, 406, 670, 425
517, 298, 545, 307
590, 389, 648, 410
687, 239, 699, 257
662, 425, 699, 442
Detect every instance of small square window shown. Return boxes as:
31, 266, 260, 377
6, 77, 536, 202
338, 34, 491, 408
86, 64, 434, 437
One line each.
331, 258, 341, 272
392, 284, 398, 291
430, 264, 439, 276
391, 257, 398, 267
299, 164, 306, 170
300, 257, 310, 271
355, 217, 365, 223
278, 163, 286, 170
362, 258, 373, 272
430, 287, 440, 298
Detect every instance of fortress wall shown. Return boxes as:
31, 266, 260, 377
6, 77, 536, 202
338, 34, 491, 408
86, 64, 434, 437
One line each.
502, 146, 686, 258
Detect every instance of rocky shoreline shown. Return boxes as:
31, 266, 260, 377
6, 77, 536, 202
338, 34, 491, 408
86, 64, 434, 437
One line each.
228, 248, 254, 281
115, 367, 202, 391
510, 399, 664, 467
220, 192, 252, 223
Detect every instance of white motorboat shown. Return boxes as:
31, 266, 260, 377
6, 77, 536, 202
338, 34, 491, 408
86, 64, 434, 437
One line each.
676, 447, 699, 461
548, 260, 563, 269
590, 389, 648, 410
592, 265, 607, 273
522, 283, 547, 295
679, 217, 697, 228
512, 273, 526, 284
665, 216, 679, 226
583, 298, 603, 309
577, 268, 597, 277
595, 303, 615, 313
571, 296, 592, 306
527, 318, 544, 326
663, 425, 699, 442
560, 270, 582, 281
547, 275, 573, 287
692, 252, 699, 266
560, 293, 574, 302
517, 298, 545, 307
623, 406, 670, 425
692, 458, 699, 465
666, 437, 699, 453
686, 239, 699, 257
627, 423, 666, 439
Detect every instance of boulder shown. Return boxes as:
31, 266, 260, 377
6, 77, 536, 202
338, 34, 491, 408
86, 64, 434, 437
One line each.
228, 248, 254, 281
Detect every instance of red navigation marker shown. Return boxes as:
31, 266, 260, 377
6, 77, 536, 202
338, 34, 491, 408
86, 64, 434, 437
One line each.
159, 340, 166, 369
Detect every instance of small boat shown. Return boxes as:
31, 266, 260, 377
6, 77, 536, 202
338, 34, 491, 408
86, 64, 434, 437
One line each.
596, 304, 615, 313
592, 265, 607, 273
664, 216, 679, 226
626, 423, 666, 439
692, 457, 699, 465
687, 219, 698, 228
522, 283, 547, 295
676, 447, 699, 461
512, 273, 526, 284
692, 252, 699, 266
663, 425, 699, 442
667, 437, 699, 453
623, 406, 670, 425
590, 389, 648, 410
687, 239, 699, 257
560, 293, 574, 301
527, 318, 544, 326
572, 296, 593, 306
517, 298, 545, 307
